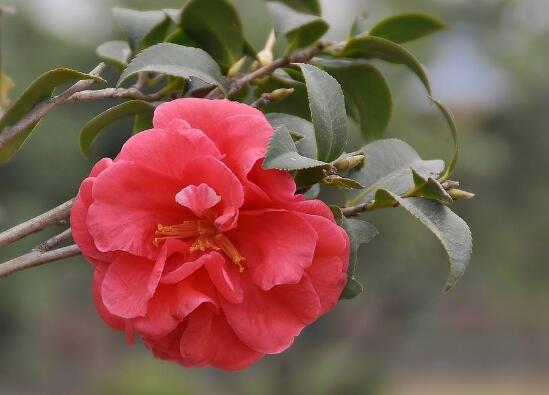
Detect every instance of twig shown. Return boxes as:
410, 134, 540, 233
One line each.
0, 198, 74, 247
250, 88, 294, 109
206, 41, 329, 99
341, 201, 378, 217
35, 228, 72, 252
341, 180, 463, 217
0, 244, 81, 278
0, 63, 106, 151
67, 87, 163, 103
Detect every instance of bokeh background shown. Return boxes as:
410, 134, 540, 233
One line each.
1, 0, 548, 394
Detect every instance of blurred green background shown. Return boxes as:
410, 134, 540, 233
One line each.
1, 0, 548, 394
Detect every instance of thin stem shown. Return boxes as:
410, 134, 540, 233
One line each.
0, 244, 81, 278
0, 63, 106, 151
67, 86, 162, 103
206, 41, 329, 99
35, 228, 72, 252
341, 201, 379, 217
0, 198, 74, 247
341, 181, 460, 217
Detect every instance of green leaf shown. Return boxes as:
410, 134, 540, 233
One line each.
384, 191, 472, 291
80, 100, 155, 159
133, 111, 154, 135
266, 113, 317, 159
316, 58, 392, 140
267, 2, 328, 54
347, 139, 444, 206
0, 69, 104, 164
411, 169, 453, 204
96, 40, 132, 68
369, 13, 447, 44
373, 188, 398, 208
113, 8, 170, 51
331, 206, 378, 299
298, 63, 347, 162
430, 96, 459, 182
263, 125, 327, 171
271, 0, 321, 15
323, 176, 363, 189
181, 0, 244, 70
118, 43, 227, 94
340, 277, 364, 299
339, 36, 431, 93
164, 29, 198, 47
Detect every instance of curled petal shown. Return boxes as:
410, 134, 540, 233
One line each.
223, 276, 321, 354
101, 253, 164, 319
228, 210, 317, 290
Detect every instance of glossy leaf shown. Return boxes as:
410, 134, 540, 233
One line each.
339, 36, 431, 93
80, 100, 155, 159
267, 2, 328, 53
164, 29, 198, 47
369, 13, 447, 44
340, 277, 364, 299
316, 58, 392, 140
331, 206, 378, 299
347, 139, 445, 206
263, 125, 327, 171
411, 169, 453, 204
385, 191, 472, 291
272, 0, 321, 15
133, 111, 154, 135
0, 68, 104, 164
181, 0, 244, 70
266, 112, 317, 159
113, 8, 170, 51
118, 43, 227, 94
298, 63, 347, 162
96, 41, 132, 68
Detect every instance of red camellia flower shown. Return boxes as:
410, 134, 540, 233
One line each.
71, 98, 350, 370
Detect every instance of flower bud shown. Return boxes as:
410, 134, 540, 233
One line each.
447, 188, 475, 200
333, 153, 365, 171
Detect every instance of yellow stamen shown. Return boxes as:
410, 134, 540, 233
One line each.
153, 219, 246, 272
190, 237, 220, 253
214, 233, 246, 273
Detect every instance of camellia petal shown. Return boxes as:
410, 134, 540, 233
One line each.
229, 210, 318, 290
71, 98, 351, 370
223, 276, 321, 354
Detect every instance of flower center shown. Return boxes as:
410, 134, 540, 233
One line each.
153, 215, 245, 273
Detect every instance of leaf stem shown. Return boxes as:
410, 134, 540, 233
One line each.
341, 180, 458, 217
206, 41, 331, 99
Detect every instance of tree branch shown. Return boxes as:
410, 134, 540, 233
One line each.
35, 228, 72, 252
67, 86, 163, 103
0, 244, 81, 278
0, 63, 106, 151
341, 181, 463, 217
0, 198, 74, 247
206, 41, 329, 99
